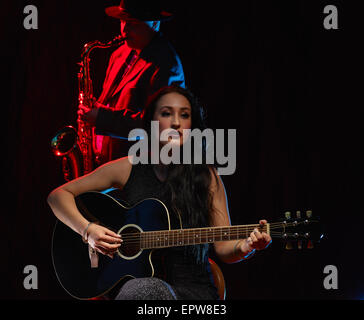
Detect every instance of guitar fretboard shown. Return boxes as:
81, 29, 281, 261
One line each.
140, 224, 269, 249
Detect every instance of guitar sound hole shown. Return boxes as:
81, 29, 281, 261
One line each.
118, 226, 141, 258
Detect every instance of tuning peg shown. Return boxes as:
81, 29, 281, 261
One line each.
285, 241, 293, 250
307, 240, 314, 249
285, 211, 291, 219
306, 210, 312, 218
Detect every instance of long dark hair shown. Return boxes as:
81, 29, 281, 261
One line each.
143, 86, 218, 263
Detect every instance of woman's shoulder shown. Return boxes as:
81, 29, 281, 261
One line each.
107, 156, 155, 186
208, 166, 221, 188
104, 155, 132, 171
99, 156, 133, 188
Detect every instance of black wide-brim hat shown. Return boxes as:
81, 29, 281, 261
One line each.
105, 0, 174, 21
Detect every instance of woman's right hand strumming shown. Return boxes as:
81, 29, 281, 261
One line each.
47, 156, 132, 259
85, 223, 123, 259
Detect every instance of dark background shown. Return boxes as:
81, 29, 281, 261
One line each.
2, 0, 363, 300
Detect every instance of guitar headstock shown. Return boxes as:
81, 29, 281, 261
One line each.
270, 210, 324, 250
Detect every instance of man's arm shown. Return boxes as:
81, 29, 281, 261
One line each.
81, 47, 185, 137
95, 107, 143, 138
91, 66, 185, 138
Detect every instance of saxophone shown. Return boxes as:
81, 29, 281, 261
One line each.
51, 35, 126, 181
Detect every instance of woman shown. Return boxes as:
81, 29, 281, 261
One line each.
47, 86, 271, 300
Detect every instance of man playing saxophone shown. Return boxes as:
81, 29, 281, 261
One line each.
78, 0, 185, 165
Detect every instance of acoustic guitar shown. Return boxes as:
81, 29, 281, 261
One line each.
51, 191, 323, 299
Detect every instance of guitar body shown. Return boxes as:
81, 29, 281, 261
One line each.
51, 191, 174, 300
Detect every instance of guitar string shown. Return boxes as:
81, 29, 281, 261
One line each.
110, 221, 315, 249
119, 231, 285, 240
116, 221, 309, 242
122, 232, 292, 241
119, 234, 295, 249
120, 231, 290, 241
117, 223, 308, 242
123, 231, 285, 241
119, 235, 284, 248
119, 229, 269, 242
116, 232, 294, 246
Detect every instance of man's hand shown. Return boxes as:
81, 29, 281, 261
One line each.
77, 103, 99, 127
77, 98, 107, 126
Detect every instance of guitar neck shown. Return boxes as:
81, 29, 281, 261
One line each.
140, 224, 270, 249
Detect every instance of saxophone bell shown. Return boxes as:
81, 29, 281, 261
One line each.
51, 126, 83, 181
51, 126, 78, 157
